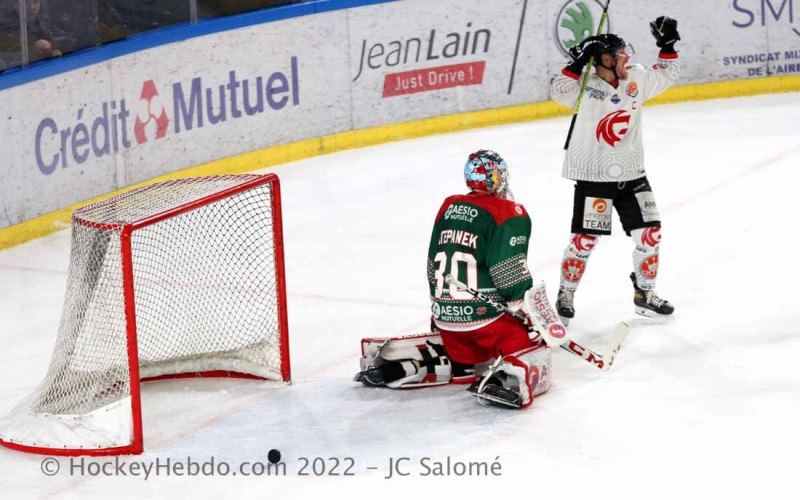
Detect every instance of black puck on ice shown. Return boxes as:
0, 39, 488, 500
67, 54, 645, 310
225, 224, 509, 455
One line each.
268, 449, 281, 464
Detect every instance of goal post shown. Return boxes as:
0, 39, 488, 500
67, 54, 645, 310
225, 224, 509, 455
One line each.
0, 174, 290, 456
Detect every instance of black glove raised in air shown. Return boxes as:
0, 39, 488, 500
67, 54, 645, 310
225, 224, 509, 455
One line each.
650, 16, 680, 51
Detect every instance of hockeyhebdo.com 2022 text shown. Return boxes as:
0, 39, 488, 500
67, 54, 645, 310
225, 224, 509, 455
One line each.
32, 57, 300, 176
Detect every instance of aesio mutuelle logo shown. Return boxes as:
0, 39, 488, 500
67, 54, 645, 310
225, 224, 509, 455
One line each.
555, 0, 612, 57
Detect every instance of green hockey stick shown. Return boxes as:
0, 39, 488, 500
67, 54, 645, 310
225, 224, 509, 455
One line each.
563, 0, 612, 151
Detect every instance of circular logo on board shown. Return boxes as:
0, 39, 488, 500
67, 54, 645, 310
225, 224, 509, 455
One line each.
555, 0, 613, 57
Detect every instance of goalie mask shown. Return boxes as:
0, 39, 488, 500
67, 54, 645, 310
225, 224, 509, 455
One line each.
464, 150, 513, 200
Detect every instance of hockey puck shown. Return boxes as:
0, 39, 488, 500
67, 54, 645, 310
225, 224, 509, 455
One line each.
268, 449, 281, 464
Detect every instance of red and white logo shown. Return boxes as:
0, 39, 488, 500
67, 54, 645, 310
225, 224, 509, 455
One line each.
562, 258, 586, 282
592, 198, 608, 214
549, 324, 566, 339
596, 110, 631, 147
528, 365, 540, 393
641, 255, 659, 279
641, 227, 661, 248
134, 80, 170, 145
571, 233, 597, 252
477, 307, 487, 315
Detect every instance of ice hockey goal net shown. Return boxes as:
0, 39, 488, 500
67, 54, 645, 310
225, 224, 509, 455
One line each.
0, 174, 290, 456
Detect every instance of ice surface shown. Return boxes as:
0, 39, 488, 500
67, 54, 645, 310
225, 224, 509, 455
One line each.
1, 92, 799, 499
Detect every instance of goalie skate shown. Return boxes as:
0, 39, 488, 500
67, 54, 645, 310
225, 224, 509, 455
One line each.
467, 372, 522, 409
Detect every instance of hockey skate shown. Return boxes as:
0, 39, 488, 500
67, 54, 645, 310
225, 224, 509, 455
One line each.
630, 272, 674, 318
555, 288, 575, 326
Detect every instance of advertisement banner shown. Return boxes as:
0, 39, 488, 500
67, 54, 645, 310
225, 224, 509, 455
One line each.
0, 11, 351, 227
1, 0, 798, 230
347, 0, 550, 129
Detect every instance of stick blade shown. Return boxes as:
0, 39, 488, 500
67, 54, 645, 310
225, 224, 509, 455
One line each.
602, 322, 629, 372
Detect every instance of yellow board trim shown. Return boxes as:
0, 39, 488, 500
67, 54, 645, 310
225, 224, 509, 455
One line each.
2, 74, 799, 251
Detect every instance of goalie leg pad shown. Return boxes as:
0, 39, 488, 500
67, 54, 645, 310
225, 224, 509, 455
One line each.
469, 344, 552, 409
357, 333, 472, 389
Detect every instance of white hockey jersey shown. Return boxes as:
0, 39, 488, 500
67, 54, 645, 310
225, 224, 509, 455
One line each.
551, 53, 681, 182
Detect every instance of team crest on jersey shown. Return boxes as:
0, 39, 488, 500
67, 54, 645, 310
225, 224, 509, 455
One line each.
611, 94, 620, 104
596, 110, 631, 147
626, 81, 639, 98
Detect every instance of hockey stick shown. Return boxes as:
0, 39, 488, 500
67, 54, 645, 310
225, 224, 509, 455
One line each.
563, 0, 612, 150
444, 274, 628, 371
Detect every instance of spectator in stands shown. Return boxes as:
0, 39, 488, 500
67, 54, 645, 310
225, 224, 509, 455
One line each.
0, 0, 77, 68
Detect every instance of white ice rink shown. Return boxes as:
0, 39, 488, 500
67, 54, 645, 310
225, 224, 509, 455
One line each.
1, 92, 799, 499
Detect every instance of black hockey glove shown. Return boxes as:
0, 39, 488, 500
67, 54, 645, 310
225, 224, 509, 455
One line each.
568, 36, 605, 67
650, 16, 680, 52
566, 36, 606, 74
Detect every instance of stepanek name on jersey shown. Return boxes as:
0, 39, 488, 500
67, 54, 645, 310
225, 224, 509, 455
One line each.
438, 229, 478, 248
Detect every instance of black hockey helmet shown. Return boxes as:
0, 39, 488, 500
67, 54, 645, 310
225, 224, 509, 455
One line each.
593, 34, 629, 65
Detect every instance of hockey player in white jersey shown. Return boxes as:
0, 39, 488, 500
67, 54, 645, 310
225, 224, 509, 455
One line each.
550, 17, 681, 322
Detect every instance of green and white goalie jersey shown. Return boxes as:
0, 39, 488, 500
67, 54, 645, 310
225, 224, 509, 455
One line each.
427, 191, 533, 331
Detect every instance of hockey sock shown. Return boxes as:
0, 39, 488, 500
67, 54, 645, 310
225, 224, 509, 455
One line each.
560, 233, 599, 291
631, 227, 661, 290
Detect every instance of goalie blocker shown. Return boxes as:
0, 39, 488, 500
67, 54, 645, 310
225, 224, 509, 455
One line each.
354, 332, 552, 408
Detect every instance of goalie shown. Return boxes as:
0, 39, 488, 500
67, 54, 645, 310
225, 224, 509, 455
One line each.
354, 150, 560, 409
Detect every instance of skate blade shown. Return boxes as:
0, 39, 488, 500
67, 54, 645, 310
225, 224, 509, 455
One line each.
558, 315, 570, 327
635, 307, 675, 320
470, 391, 521, 409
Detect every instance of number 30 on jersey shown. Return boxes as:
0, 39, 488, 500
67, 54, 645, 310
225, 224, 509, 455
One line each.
433, 251, 477, 299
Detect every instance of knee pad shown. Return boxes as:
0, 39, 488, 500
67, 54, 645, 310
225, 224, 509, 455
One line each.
358, 333, 473, 389
561, 233, 600, 290
631, 227, 661, 289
